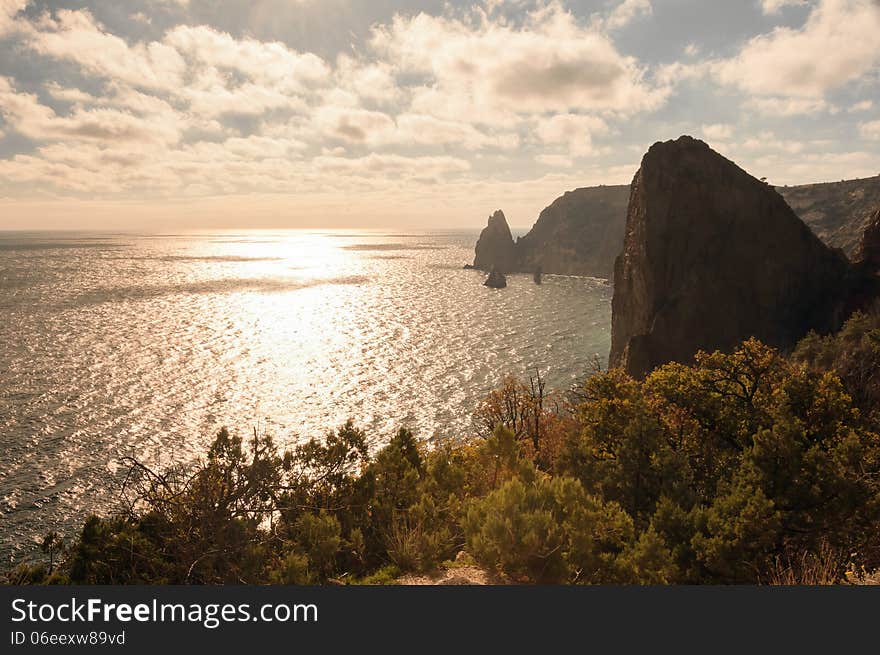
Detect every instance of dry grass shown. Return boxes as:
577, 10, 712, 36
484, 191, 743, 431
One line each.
766, 542, 844, 586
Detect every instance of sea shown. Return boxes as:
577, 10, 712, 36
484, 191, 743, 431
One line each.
0, 229, 612, 561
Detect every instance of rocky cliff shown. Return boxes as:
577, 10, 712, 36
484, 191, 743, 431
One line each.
856, 208, 880, 271
474, 176, 879, 279
610, 136, 873, 378
514, 186, 630, 277
473, 210, 517, 272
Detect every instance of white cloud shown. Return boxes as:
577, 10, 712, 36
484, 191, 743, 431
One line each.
370, 4, 670, 124
312, 106, 396, 144
860, 120, 880, 140
737, 131, 816, 154
744, 149, 878, 185
849, 100, 874, 113
21, 13, 329, 118
334, 55, 401, 105
0, 0, 27, 36
760, 0, 809, 14
0, 77, 181, 145
745, 96, 831, 115
535, 113, 609, 157
393, 114, 519, 150
701, 123, 734, 141
535, 153, 574, 167
1, 0, 876, 217
164, 24, 330, 93
603, 0, 653, 30
715, 0, 880, 108
24, 10, 187, 92
313, 153, 471, 179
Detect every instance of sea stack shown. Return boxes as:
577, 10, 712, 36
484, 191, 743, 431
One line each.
484, 267, 507, 289
610, 136, 859, 378
473, 210, 516, 272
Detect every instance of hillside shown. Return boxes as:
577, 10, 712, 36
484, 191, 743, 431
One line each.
779, 176, 880, 256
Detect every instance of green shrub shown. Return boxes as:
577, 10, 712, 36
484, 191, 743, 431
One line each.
464, 474, 635, 583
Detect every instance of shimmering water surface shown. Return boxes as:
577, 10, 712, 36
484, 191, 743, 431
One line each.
0, 229, 612, 560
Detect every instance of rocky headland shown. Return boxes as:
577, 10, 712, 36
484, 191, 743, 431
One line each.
471, 174, 880, 279
514, 186, 630, 277
609, 136, 879, 378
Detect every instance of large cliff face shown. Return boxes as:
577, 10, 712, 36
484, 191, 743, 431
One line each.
515, 186, 630, 278
610, 136, 860, 378
473, 210, 517, 272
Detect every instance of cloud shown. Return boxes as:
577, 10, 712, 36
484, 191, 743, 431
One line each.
745, 96, 831, 116
535, 153, 574, 168
736, 131, 819, 154
23, 10, 187, 92
0, 0, 27, 36
130, 12, 152, 26
21, 12, 329, 118
370, 3, 670, 124
0, 77, 181, 144
313, 153, 471, 179
701, 123, 734, 141
393, 114, 520, 150
163, 24, 330, 93
714, 0, 880, 110
535, 113, 609, 157
849, 100, 874, 112
1, 0, 877, 220
744, 149, 878, 185
760, 0, 809, 14
312, 106, 396, 144
860, 120, 880, 139
334, 55, 401, 105
603, 0, 653, 30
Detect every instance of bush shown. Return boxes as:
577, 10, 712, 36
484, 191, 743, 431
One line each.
464, 473, 636, 583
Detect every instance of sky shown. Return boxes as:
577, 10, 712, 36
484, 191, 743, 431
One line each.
0, 0, 878, 229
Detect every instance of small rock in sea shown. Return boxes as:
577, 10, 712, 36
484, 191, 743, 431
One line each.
533, 267, 543, 285
484, 267, 507, 288
463, 263, 475, 269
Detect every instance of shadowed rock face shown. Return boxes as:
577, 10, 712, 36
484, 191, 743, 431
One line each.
610, 136, 867, 378
473, 210, 516, 272
514, 186, 630, 278
857, 209, 880, 272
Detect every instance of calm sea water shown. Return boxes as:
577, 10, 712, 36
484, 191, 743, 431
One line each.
0, 229, 612, 560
